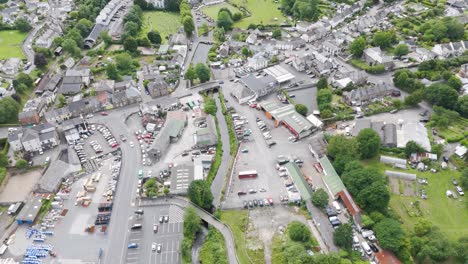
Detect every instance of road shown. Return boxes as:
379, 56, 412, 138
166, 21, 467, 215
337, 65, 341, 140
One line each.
210, 94, 232, 206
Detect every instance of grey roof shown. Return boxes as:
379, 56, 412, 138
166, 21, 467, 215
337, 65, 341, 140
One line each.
8, 131, 20, 142
352, 119, 371, 136
22, 128, 39, 142
85, 23, 105, 43
59, 83, 82, 94
170, 163, 194, 194
16, 196, 43, 223
240, 74, 277, 97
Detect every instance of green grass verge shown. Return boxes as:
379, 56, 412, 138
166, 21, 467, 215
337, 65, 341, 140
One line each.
206, 115, 223, 185
220, 210, 264, 264
141, 11, 182, 44
350, 59, 385, 74
36, 196, 54, 223
435, 117, 468, 143
0, 30, 27, 59
199, 227, 228, 264
363, 158, 468, 241
201, 2, 241, 20
218, 91, 238, 155
229, 0, 286, 28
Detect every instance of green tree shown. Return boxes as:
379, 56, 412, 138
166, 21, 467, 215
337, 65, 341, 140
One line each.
447, 75, 462, 91
75, 18, 94, 37
187, 180, 213, 211
356, 128, 381, 159
404, 90, 423, 106
272, 29, 282, 39
62, 38, 79, 56
14, 73, 34, 89
0, 97, 21, 124
99, 30, 112, 47
460, 168, 468, 190
350, 37, 366, 57
295, 104, 308, 116
372, 31, 396, 49
184, 64, 197, 84
357, 181, 390, 212
414, 218, 432, 237
232, 12, 242, 21
199, 22, 209, 36
327, 135, 359, 160
182, 16, 195, 36
317, 77, 328, 90
124, 21, 140, 37
317, 88, 333, 108
213, 27, 225, 42
123, 36, 138, 52
241, 47, 252, 57
106, 63, 120, 80
115, 53, 134, 73
291, 0, 320, 20
342, 163, 384, 197
424, 83, 459, 109
195, 63, 210, 83
57, 94, 67, 108
15, 159, 28, 170
333, 224, 353, 250
311, 188, 329, 208
183, 207, 201, 240
0, 153, 9, 167
204, 98, 217, 116
374, 219, 405, 252
147, 30, 162, 44
14, 18, 32, 32
144, 178, 158, 197
217, 10, 233, 30
393, 44, 409, 57
288, 221, 311, 243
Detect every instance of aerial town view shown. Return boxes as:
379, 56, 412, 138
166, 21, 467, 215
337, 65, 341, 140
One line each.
0, 0, 466, 263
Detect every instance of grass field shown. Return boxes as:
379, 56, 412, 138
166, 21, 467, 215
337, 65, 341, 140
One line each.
364, 158, 468, 241
141, 11, 181, 44
220, 210, 264, 264
435, 116, 468, 143
202, 2, 241, 20
230, 0, 286, 28
0, 30, 27, 59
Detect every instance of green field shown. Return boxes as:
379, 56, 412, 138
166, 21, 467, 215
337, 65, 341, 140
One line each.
232, 0, 286, 28
202, 2, 242, 20
141, 11, 182, 44
364, 159, 468, 241
0, 30, 27, 59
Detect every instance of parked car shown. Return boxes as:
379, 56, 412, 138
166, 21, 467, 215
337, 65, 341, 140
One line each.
128, 243, 138, 249
452, 178, 458, 185
456, 186, 464, 196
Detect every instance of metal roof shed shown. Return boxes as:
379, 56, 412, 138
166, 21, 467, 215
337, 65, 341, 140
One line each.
385, 170, 416, 181
319, 156, 346, 196
285, 163, 314, 200
380, 155, 407, 168
16, 197, 43, 225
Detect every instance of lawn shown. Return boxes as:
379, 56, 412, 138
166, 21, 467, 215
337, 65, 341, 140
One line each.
220, 210, 264, 264
229, 0, 286, 28
202, 2, 241, 20
141, 11, 181, 44
435, 116, 468, 143
0, 30, 27, 59
364, 158, 468, 241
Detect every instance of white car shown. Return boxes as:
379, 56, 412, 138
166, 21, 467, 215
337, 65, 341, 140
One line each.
129, 142, 134, 148
152, 242, 157, 251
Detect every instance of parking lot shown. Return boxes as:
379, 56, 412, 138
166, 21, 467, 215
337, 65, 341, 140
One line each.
124, 205, 184, 264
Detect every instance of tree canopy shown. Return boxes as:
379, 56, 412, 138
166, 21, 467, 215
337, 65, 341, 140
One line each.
288, 221, 311, 243
217, 10, 234, 30
311, 188, 329, 208
333, 224, 353, 250
356, 128, 381, 159
187, 180, 213, 211
195, 63, 211, 83
393, 44, 409, 57
295, 104, 308, 116
350, 37, 366, 57
424, 83, 459, 109
372, 31, 396, 49
375, 219, 406, 252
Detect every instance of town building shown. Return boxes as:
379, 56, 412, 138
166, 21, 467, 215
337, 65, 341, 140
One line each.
8, 123, 60, 153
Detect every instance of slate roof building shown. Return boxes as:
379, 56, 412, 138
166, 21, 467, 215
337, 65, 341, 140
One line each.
148, 111, 187, 161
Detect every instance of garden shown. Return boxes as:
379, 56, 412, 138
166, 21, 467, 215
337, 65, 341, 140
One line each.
141, 11, 182, 43
0, 30, 27, 59
202, 2, 241, 20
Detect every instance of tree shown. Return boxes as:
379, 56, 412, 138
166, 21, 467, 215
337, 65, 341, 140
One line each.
288, 221, 311, 243
183, 207, 201, 240
57, 94, 67, 108
115, 53, 134, 73
217, 10, 233, 30
404, 140, 425, 157
15, 159, 28, 170
333, 224, 353, 249
290, 0, 320, 20
195, 63, 210, 83
187, 180, 213, 211
356, 128, 381, 159
372, 31, 395, 49
213, 27, 225, 42
232, 12, 242, 21
184, 64, 197, 84
374, 219, 405, 252
144, 178, 158, 197
34, 53, 48, 66
393, 44, 409, 57
424, 83, 459, 109
182, 16, 195, 36
311, 188, 329, 208
14, 73, 34, 89
327, 135, 359, 160
414, 218, 432, 237
75, 18, 94, 37
447, 75, 462, 91
342, 162, 384, 196
14, 18, 32, 32
241, 47, 252, 57
350, 37, 366, 57
0, 97, 21, 124
0, 153, 9, 167
199, 22, 209, 36
147, 30, 162, 44
357, 181, 390, 212
99, 31, 112, 47
272, 29, 282, 39
123, 36, 138, 52
295, 104, 308, 116
404, 90, 423, 107
317, 88, 333, 109
62, 38, 79, 56
204, 98, 217, 116
106, 63, 120, 80
317, 77, 328, 90
461, 168, 468, 190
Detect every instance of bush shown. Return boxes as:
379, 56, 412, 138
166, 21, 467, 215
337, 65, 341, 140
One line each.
288, 221, 311, 243
311, 188, 329, 208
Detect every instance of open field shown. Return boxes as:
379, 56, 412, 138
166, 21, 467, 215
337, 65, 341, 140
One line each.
0, 30, 27, 59
141, 11, 181, 43
435, 116, 468, 143
229, 0, 286, 28
202, 2, 241, 20
364, 158, 468, 241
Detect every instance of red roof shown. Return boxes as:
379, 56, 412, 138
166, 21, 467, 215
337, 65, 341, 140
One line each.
375, 250, 402, 264
337, 189, 361, 216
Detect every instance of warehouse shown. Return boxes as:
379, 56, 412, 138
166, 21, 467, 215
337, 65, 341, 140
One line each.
16, 196, 43, 225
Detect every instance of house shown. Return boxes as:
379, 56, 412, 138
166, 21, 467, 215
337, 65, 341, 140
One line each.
218, 42, 230, 58
292, 55, 310, 72
409, 47, 436, 62
18, 97, 47, 125
193, 116, 217, 148
61, 117, 87, 144
44, 107, 72, 123
95, 79, 115, 105
58, 76, 82, 95
362, 47, 394, 69
67, 97, 103, 117
240, 74, 277, 99
111, 86, 141, 107
295, 21, 312, 33
35, 74, 61, 95
343, 82, 391, 106
322, 41, 341, 56
1, 58, 22, 75
247, 53, 268, 71
147, 76, 170, 98
158, 44, 169, 55
145, 0, 165, 9
432, 41, 468, 58
65, 68, 91, 86
170, 33, 188, 45
459, 64, 468, 78
148, 111, 187, 161
245, 32, 257, 45
8, 123, 60, 152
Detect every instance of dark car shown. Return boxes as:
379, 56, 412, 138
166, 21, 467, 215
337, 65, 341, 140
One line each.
130, 224, 142, 230
419, 110, 428, 116
443, 156, 449, 162
452, 178, 458, 185
238, 191, 247, 196
259, 200, 264, 207
369, 243, 379, 253
243, 201, 248, 209
248, 201, 253, 208
330, 220, 342, 227
253, 199, 258, 206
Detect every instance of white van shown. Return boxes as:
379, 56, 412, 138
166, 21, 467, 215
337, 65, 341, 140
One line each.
353, 235, 359, 245
332, 201, 342, 214
361, 241, 372, 255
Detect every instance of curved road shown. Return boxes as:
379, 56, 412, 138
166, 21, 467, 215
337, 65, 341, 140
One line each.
139, 196, 239, 264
